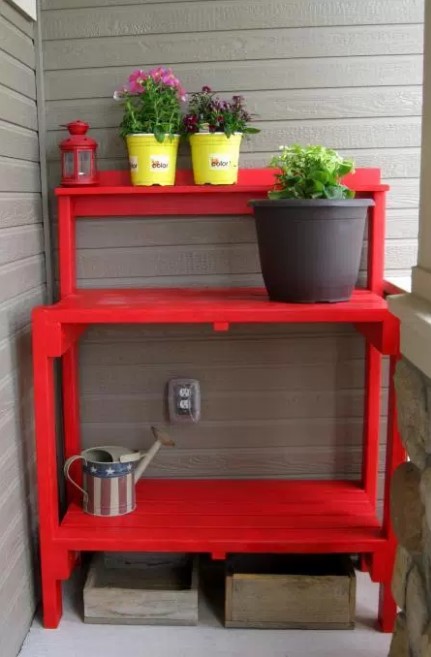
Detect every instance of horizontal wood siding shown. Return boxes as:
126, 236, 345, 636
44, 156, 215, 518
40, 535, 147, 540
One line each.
0, 2, 44, 654
41, 2, 423, 499
41, 1, 424, 39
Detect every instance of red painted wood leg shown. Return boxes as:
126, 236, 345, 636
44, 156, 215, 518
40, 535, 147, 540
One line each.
362, 342, 381, 509
62, 343, 82, 502
33, 312, 64, 628
377, 350, 404, 633
358, 554, 369, 573
40, 555, 63, 629
378, 581, 397, 633
58, 196, 76, 296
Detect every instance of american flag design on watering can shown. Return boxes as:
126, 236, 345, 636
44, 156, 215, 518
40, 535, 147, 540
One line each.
83, 460, 136, 516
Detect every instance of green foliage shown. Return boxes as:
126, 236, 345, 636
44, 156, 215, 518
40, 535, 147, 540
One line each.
268, 145, 355, 200
118, 77, 183, 143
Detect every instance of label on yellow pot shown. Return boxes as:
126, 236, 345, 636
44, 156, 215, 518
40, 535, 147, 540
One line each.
129, 156, 138, 171
209, 154, 232, 169
150, 155, 170, 170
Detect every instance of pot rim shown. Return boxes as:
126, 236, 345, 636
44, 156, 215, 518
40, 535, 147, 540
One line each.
81, 445, 135, 464
249, 198, 374, 208
189, 131, 243, 136
126, 133, 180, 137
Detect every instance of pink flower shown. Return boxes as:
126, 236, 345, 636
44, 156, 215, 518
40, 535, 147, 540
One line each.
162, 73, 176, 87
115, 65, 187, 105
128, 69, 147, 93
149, 66, 167, 82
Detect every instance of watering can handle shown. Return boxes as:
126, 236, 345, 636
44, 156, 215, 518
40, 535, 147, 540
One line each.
64, 455, 88, 503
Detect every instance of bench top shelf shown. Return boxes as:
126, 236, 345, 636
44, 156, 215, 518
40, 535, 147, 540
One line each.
36, 287, 390, 325
56, 167, 389, 198
58, 479, 384, 555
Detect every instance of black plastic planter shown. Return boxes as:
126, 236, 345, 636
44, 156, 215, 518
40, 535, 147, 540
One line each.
249, 199, 374, 303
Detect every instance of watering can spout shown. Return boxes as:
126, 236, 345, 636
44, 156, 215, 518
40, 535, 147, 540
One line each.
120, 426, 175, 481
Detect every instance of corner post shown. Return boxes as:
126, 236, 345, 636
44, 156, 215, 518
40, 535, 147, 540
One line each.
32, 309, 63, 628
58, 195, 76, 297
378, 346, 406, 632
367, 190, 386, 295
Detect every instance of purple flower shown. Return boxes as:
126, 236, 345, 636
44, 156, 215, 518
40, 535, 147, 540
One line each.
202, 85, 212, 93
183, 114, 199, 132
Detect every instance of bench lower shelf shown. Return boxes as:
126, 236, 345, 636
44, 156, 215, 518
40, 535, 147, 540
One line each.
59, 479, 384, 555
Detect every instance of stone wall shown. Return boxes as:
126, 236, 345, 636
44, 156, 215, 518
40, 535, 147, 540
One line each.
390, 359, 431, 657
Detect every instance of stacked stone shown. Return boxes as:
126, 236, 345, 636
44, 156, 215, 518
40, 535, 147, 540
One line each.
390, 360, 431, 657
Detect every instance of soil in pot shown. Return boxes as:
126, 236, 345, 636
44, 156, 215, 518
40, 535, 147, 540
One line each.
250, 199, 374, 303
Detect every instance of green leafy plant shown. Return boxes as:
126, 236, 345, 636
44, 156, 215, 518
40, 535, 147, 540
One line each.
268, 145, 355, 200
182, 86, 260, 137
114, 67, 186, 143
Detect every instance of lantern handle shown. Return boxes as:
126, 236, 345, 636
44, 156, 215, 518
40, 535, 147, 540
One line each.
61, 121, 89, 135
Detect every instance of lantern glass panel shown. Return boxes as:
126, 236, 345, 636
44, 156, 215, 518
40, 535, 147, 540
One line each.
63, 151, 74, 177
78, 150, 91, 177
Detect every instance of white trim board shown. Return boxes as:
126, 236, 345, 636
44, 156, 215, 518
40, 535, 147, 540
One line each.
389, 292, 431, 379
7, 0, 36, 21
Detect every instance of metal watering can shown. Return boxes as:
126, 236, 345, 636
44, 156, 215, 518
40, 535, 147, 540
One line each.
64, 427, 175, 517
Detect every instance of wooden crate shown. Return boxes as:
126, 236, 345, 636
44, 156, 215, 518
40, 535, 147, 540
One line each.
225, 554, 356, 629
84, 553, 198, 625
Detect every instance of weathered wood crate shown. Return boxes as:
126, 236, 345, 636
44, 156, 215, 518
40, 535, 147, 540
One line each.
84, 553, 198, 625
225, 554, 356, 629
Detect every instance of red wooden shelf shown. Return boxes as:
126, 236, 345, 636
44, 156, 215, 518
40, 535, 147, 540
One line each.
59, 480, 383, 554
34, 288, 399, 358
56, 168, 389, 196
32, 168, 404, 632
39, 287, 389, 324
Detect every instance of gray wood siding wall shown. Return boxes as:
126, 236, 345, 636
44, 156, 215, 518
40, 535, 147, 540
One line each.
0, 2, 45, 655
40, 2, 422, 493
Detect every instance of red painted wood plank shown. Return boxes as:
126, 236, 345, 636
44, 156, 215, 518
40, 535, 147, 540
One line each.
63, 514, 379, 530
55, 168, 386, 197
56, 525, 385, 554
73, 193, 263, 217
63, 481, 371, 511
57, 481, 386, 553
64, 496, 372, 516
57, 523, 384, 543
37, 288, 389, 328
60, 480, 380, 539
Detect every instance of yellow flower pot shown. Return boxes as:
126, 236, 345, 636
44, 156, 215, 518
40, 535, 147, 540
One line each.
189, 133, 242, 185
126, 134, 180, 186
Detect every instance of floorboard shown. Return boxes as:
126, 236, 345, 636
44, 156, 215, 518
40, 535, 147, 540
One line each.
20, 571, 392, 657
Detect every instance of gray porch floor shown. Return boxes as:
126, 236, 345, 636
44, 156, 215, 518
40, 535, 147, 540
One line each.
19, 571, 391, 657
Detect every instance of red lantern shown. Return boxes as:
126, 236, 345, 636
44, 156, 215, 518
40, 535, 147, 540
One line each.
59, 120, 98, 186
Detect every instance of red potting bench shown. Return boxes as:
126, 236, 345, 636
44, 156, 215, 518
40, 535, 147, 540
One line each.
32, 168, 404, 631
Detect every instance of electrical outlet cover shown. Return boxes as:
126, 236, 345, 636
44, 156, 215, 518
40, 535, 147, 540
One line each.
167, 379, 201, 423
